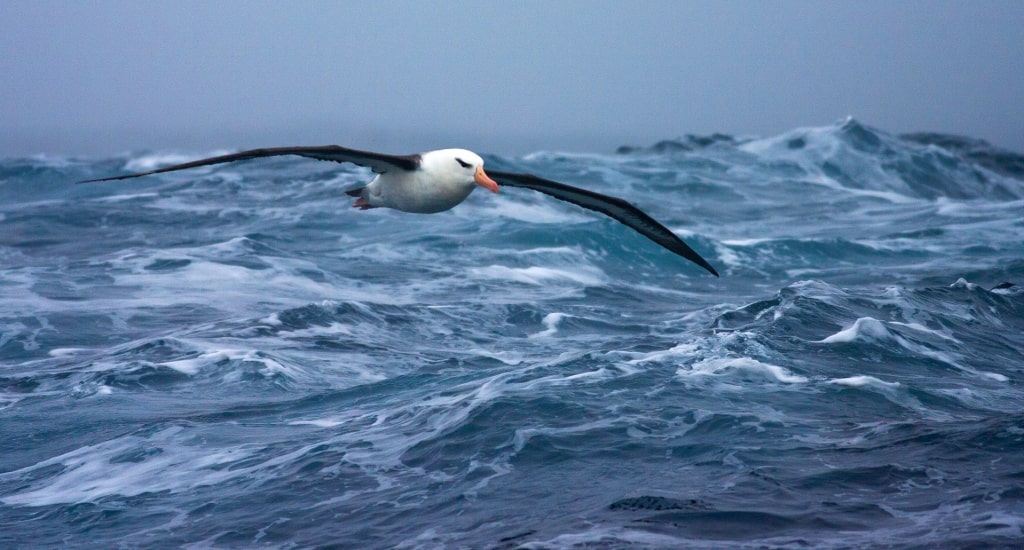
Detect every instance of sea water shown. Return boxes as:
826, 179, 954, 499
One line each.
2, 118, 1023, 548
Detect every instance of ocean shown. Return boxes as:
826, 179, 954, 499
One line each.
2, 118, 1023, 548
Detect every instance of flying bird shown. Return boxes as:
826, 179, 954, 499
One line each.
80, 145, 719, 276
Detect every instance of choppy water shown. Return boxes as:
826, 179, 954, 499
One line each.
2, 118, 1024, 548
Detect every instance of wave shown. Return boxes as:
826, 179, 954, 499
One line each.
617, 117, 1024, 200
3, 120, 1024, 548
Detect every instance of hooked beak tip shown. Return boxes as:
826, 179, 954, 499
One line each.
474, 166, 499, 193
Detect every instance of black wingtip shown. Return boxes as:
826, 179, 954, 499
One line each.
694, 257, 720, 277
669, 236, 720, 277
77, 173, 148, 184
695, 252, 720, 277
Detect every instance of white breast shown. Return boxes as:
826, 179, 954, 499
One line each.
368, 170, 476, 214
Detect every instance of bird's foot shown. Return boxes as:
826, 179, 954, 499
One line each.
352, 197, 376, 210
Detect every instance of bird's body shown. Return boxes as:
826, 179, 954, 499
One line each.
348, 149, 493, 213
80, 145, 719, 276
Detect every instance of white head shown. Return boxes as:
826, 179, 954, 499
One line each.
421, 149, 499, 194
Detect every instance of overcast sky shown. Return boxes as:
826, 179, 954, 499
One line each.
3, 0, 1023, 156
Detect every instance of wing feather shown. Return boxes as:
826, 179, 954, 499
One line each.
78, 145, 421, 183
488, 170, 719, 276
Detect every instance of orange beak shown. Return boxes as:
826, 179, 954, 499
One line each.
474, 166, 499, 193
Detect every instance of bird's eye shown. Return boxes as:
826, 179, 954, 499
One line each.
455, 158, 472, 169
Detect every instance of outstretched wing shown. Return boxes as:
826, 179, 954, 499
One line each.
78, 145, 422, 183
488, 170, 719, 277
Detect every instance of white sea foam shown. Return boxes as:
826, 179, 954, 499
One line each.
787, 279, 847, 303
514, 363, 612, 391
469, 265, 606, 286
1, 425, 257, 506
463, 198, 589, 224
509, 246, 583, 256
523, 526, 698, 549
950, 277, 979, 290
820, 317, 892, 343
529, 312, 567, 338
5, 127, 1024, 547
259, 312, 282, 326
721, 237, 774, 247
829, 375, 901, 389
512, 418, 618, 454
47, 347, 90, 357
977, 371, 1009, 382
739, 119, 925, 203
889, 321, 958, 342
622, 342, 700, 365
465, 349, 524, 365
101, 246, 357, 311
156, 346, 310, 385
713, 241, 742, 268
276, 322, 354, 338
820, 317, 1009, 383
0, 392, 22, 411
681, 357, 808, 384
289, 418, 346, 428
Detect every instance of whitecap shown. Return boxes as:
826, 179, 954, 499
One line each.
682, 357, 808, 384
787, 279, 847, 302
829, 375, 901, 389
712, 241, 742, 269
529, 312, 567, 338
158, 348, 302, 382
48, 347, 90, 357
259, 312, 282, 326
465, 349, 524, 365
820, 317, 892, 343
276, 322, 354, 338
160, 354, 215, 375
949, 278, 978, 290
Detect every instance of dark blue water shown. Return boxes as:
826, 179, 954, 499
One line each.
2, 118, 1024, 548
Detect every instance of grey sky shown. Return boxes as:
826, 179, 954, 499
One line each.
3, 0, 1023, 156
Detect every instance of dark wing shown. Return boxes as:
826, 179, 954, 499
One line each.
78, 145, 422, 183
487, 170, 719, 277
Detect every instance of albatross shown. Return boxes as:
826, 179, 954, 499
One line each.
80, 145, 719, 276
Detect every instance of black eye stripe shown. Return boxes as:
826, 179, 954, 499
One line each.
455, 158, 472, 168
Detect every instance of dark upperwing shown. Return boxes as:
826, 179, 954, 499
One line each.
77, 145, 718, 276
77, 145, 422, 183
488, 170, 719, 277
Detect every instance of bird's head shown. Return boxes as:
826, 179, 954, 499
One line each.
423, 149, 499, 193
